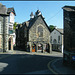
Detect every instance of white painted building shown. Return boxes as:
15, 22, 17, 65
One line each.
7, 8, 16, 46
7, 8, 16, 33
50, 28, 63, 53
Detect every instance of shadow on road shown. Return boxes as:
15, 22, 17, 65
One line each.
0, 53, 63, 74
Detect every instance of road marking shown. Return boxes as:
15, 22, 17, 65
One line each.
47, 59, 58, 75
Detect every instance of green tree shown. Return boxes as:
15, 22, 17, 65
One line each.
13, 22, 17, 30
49, 25, 55, 32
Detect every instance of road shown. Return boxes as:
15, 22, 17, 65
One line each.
0, 51, 63, 74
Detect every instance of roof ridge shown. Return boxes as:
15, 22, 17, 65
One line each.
64, 5, 75, 7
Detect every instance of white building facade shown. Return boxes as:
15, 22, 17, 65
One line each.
7, 7, 16, 50
50, 28, 63, 53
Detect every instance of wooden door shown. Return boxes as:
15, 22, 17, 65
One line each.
32, 46, 35, 52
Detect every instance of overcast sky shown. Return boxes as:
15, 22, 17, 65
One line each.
0, 1, 75, 28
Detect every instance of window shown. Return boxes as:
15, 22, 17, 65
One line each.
54, 32, 56, 34
50, 36, 52, 43
0, 21, 1, 33
58, 36, 60, 43
38, 26, 43, 37
53, 39, 57, 44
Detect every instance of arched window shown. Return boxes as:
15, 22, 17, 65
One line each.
38, 26, 43, 37
50, 36, 52, 43
53, 39, 57, 44
58, 36, 60, 43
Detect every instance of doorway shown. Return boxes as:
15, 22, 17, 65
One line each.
46, 43, 50, 53
32, 44, 36, 52
37, 43, 43, 52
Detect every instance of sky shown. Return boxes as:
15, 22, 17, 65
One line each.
0, 1, 75, 28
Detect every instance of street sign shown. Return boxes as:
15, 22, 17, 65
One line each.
72, 56, 75, 61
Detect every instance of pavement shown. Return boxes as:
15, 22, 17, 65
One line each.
0, 50, 75, 74
48, 58, 75, 74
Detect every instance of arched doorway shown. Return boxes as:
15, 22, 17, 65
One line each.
9, 36, 13, 50
27, 44, 30, 52
9, 37, 11, 50
46, 43, 50, 53
37, 43, 43, 52
32, 43, 36, 52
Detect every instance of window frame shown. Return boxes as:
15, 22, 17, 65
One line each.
37, 25, 43, 38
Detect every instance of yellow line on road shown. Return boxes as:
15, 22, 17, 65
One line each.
47, 59, 58, 75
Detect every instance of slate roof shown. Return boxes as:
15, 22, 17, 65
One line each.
55, 28, 63, 34
23, 16, 38, 28
62, 6, 75, 12
0, 3, 16, 16
23, 15, 51, 32
0, 3, 7, 14
7, 7, 16, 16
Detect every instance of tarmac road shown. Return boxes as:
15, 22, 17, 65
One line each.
0, 51, 63, 74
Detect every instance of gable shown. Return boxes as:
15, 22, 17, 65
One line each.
29, 15, 50, 33
50, 29, 63, 45
51, 29, 60, 35
29, 15, 50, 42
7, 8, 16, 16
51, 28, 63, 34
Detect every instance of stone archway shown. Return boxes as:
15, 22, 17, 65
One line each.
9, 37, 11, 50
8, 36, 13, 50
32, 43, 36, 52
46, 43, 50, 53
37, 43, 43, 52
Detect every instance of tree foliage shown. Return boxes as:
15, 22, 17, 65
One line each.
49, 25, 55, 32
13, 22, 17, 30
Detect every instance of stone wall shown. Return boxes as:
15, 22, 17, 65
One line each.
29, 16, 50, 42
29, 16, 51, 53
0, 16, 3, 52
0, 16, 9, 52
64, 10, 75, 51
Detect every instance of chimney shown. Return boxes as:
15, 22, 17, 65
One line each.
35, 10, 41, 16
30, 12, 34, 19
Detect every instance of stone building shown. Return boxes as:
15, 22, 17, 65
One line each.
50, 28, 63, 53
62, 6, 75, 64
62, 6, 75, 52
0, 3, 9, 52
16, 10, 52, 53
0, 3, 16, 52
